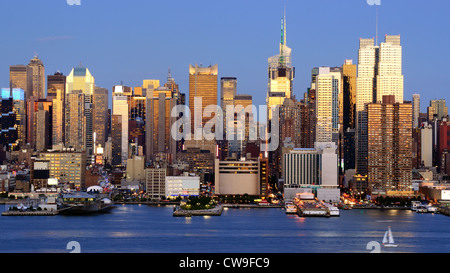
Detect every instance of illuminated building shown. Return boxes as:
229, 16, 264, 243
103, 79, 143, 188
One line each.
214, 157, 268, 196
0, 89, 18, 151
221, 77, 237, 137
9, 65, 32, 100
367, 95, 412, 195
165, 175, 200, 199
111, 114, 122, 167
267, 12, 294, 121
93, 86, 108, 148
65, 65, 95, 162
65, 90, 86, 152
412, 94, 420, 128
427, 99, 448, 122
145, 168, 167, 200
28, 99, 52, 151
35, 104, 50, 152
112, 86, 129, 166
1, 88, 26, 148
38, 148, 86, 189
189, 64, 218, 133
48, 72, 66, 145
28, 56, 45, 99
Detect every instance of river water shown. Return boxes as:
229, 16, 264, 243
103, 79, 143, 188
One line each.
1, 204, 449, 253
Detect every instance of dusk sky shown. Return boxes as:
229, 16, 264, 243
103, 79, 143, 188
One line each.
1, 0, 449, 111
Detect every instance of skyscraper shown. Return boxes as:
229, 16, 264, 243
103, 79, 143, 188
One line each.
65, 65, 95, 162
93, 86, 109, 149
367, 95, 412, 195
112, 85, 129, 166
412, 94, 420, 128
48, 72, 66, 146
220, 77, 237, 137
65, 90, 86, 152
0, 89, 18, 151
427, 99, 448, 121
267, 13, 294, 121
189, 64, 218, 134
9, 65, 32, 101
314, 67, 342, 144
28, 56, 45, 99
376, 35, 404, 104
356, 35, 404, 112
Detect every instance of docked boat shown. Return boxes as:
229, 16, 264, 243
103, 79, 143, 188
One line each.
411, 201, 421, 211
382, 226, 398, 248
58, 191, 115, 215
416, 204, 438, 213
285, 202, 297, 214
324, 203, 340, 216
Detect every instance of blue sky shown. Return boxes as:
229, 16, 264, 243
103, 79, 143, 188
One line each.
0, 0, 449, 112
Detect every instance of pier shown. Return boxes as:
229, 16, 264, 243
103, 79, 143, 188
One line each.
2, 211, 58, 216
173, 204, 224, 217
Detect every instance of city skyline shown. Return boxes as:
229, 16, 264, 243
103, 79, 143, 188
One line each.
0, 0, 449, 112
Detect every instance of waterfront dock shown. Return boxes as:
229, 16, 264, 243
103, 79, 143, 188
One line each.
173, 204, 224, 217
1, 210, 58, 216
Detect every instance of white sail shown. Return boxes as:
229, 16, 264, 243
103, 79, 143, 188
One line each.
382, 231, 388, 244
388, 227, 395, 244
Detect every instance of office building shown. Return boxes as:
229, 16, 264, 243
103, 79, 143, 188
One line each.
66, 65, 95, 162
267, 13, 294, 121
112, 86, 129, 166
93, 86, 109, 148
0, 89, 18, 151
282, 142, 338, 188
9, 65, 32, 100
427, 99, 448, 122
145, 168, 167, 200
421, 123, 433, 167
48, 72, 66, 145
215, 157, 267, 196
28, 56, 45, 99
38, 148, 86, 189
412, 94, 420, 128
189, 64, 218, 133
65, 90, 86, 152
221, 77, 237, 137
313, 67, 342, 143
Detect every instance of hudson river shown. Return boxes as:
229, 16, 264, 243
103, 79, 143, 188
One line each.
1, 204, 450, 253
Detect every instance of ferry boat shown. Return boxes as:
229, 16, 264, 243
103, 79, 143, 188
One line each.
416, 204, 438, 213
323, 203, 340, 216
58, 191, 115, 215
285, 202, 297, 214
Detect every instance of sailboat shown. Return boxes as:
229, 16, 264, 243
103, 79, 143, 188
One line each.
382, 226, 398, 247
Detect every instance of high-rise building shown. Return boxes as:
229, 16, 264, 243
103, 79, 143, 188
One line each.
112, 86, 129, 166
356, 35, 404, 112
189, 64, 218, 133
1, 88, 26, 148
145, 86, 177, 163
228, 94, 253, 158
342, 60, 357, 131
427, 99, 448, 122
65, 90, 86, 152
145, 168, 167, 200
279, 97, 302, 147
47, 72, 66, 100
9, 65, 32, 100
28, 99, 52, 150
111, 114, 122, 167
376, 35, 404, 103
356, 38, 377, 113
35, 106, 50, 152
93, 87, 109, 149
28, 56, 45, 99
66, 65, 95, 162
314, 67, 342, 144
367, 95, 412, 195
0, 89, 18, 151
421, 123, 433, 167
48, 72, 66, 146
267, 13, 294, 121
412, 94, 420, 128
221, 77, 237, 137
